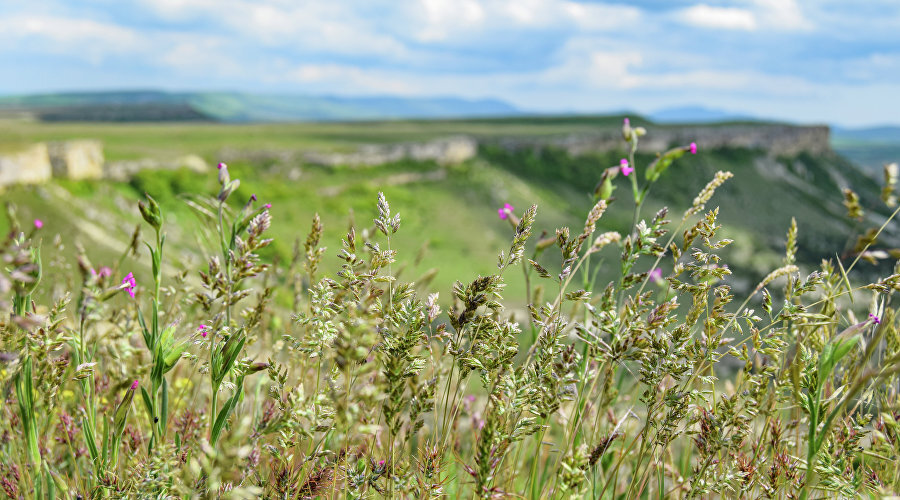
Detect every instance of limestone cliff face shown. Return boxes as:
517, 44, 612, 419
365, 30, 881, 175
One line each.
104, 154, 209, 181
0, 144, 52, 186
48, 140, 104, 180
491, 124, 831, 158
0, 124, 832, 186
303, 136, 477, 167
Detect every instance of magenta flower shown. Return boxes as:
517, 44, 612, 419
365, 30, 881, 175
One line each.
648, 268, 663, 283
378, 460, 386, 467
217, 162, 226, 170
122, 272, 136, 298
250, 193, 257, 202
130, 380, 139, 390
265, 203, 272, 209
869, 313, 881, 324
34, 219, 43, 229
690, 142, 697, 155
620, 159, 634, 176
497, 203, 514, 220
197, 324, 210, 338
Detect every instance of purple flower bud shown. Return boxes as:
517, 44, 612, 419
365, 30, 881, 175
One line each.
130, 380, 139, 390
122, 272, 137, 298
34, 219, 43, 229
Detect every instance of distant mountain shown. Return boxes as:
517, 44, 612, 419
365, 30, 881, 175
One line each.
0, 90, 520, 123
650, 105, 758, 124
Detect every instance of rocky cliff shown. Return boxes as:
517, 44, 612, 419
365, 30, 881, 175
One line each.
490, 124, 831, 158
0, 144, 52, 186
0, 123, 831, 187
48, 140, 104, 180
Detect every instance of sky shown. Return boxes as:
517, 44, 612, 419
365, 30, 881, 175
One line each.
1, 0, 899, 127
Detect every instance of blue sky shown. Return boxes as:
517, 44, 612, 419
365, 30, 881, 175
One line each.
1, 0, 898, 126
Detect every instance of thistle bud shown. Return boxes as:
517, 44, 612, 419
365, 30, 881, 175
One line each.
245, 362, 270, 375
113, 380, 138, 431
138, 194, 162, 230
622, 117, 633, 142
218, 179, 241, 202
217, 162, 230, 185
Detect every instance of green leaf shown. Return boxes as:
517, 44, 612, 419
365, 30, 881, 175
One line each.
140, 386, 153, 422
136, 308, 152, 351
101, 416, 110, 465
162, 341, 189, 374
82, 415, 99, 462
210, 377, 246, 446
161, 378, 169, 436
818, 326, 862, 382
645, 147, 687, 182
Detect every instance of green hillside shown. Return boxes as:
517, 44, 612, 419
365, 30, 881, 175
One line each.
0, 117, 891, 305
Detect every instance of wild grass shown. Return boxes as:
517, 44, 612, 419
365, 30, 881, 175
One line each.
2, 120, 900, 499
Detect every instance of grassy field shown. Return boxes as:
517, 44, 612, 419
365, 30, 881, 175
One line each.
3, 117, 900, 498
1, 116, 892, 304
0, 115, 643, 159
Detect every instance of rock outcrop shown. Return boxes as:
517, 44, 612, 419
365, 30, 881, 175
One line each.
104, 154, 209, 181
48, 140, 104, 180
0, 144, 53, 187
303, 136, 477, 167
0, 123, 832, 187
491, 124, 831, 158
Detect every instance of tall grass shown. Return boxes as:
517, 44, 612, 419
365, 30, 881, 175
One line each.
2, 120, 900, 499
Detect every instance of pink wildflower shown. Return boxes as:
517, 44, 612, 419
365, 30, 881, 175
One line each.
649, 268, 663, 283
34, 219, 43, 229
198, 324, 210, 338
497, 203, 514, 220
690, 142, 697, 155
624, 117, 630, 127
620, 159, 634, 176
98, 266, 112, 278
122, 272, 136, 298
130, 380, 139, 390
378, 460, 386, 467
869, 313, 881, 324
265, 203, 272, 209
217, 162, 226, 170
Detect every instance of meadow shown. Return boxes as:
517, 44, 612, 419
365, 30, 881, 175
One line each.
1, 117, 900, 498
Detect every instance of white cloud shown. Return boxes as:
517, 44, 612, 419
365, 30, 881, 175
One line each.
0, 15, 140, 61
158, 35, 242, 75
753, 0, 813, 31
411, 0, 641, 42
678, 4, 758, 31
140, 0, 414, 60
289, 64, 418, 94
416, 0, 486, 42
677, 1, 813, 32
